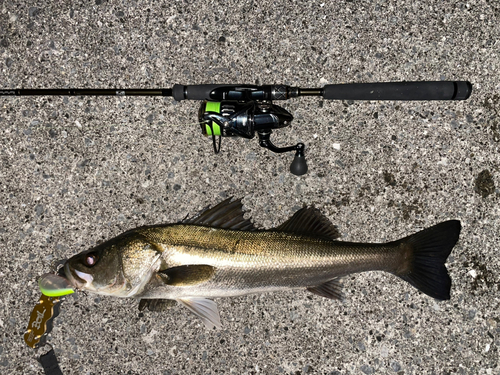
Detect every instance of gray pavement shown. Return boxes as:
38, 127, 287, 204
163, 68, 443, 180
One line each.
0, 1, 499, 374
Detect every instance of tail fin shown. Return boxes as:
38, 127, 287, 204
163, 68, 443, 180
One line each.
396, 220, 461, 300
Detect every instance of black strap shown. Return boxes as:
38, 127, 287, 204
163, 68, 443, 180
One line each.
38, 348, 63, 375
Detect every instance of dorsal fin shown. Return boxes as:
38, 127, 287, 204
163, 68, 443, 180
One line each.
182, 197, 256, 231
274, 206, 340, 240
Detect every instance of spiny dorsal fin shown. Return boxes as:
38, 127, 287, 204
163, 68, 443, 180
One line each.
275, 206, 340, 240
182, 197, 256, 231
307, 278, 343, 300
158, 265, 215, 286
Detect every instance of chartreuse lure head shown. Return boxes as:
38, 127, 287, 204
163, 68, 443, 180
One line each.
38, 273, 75, 297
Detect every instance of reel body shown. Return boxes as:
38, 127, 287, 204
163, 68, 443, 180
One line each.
199, 100, 292, 138
199, 100, 308, 175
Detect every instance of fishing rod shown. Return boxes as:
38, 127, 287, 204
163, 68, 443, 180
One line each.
0, 81, 472, 175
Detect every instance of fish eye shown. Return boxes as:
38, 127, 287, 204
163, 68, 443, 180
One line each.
84, 253, 98, 267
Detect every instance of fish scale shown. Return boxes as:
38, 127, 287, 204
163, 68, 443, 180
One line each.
116, 227, 400, 302
138, 225, 405, 295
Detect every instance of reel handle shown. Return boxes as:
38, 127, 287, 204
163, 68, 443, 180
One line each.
257, 132, 308, 176
289, 144, 308, 176
323, 81, 472, 101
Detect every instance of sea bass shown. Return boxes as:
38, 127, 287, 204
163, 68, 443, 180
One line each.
60, 198, 461, 328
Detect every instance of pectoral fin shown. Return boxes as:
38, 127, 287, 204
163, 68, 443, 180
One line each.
158, 265, 215, 286
177, 297, 222, 329
138, 298, 177, 312
307, 278, 344, 301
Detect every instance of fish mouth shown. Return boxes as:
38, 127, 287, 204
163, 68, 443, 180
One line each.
63, 262, 128, 296
64, 262, 93, 290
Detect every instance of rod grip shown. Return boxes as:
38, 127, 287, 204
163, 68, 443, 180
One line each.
323, 81, 472, 101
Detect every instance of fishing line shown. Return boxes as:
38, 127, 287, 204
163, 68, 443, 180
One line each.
7, 121, 209, 133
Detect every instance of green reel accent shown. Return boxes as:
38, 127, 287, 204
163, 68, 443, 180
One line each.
204, 101, 221, 136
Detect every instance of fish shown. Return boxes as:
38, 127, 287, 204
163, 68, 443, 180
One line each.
59, 198, 461, 329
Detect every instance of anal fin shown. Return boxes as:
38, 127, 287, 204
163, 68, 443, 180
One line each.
307, 278, 343, 301
177, 297, 222, 330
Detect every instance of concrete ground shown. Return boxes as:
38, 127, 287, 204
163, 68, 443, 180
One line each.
0, 1, 499, 374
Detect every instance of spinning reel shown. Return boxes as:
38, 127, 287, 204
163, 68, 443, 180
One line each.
198, 100, 306, 175
1, 81, 472, 175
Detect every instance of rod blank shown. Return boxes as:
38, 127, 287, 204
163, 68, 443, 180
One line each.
0, 81, 472, 101
0, 89, 172, 96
